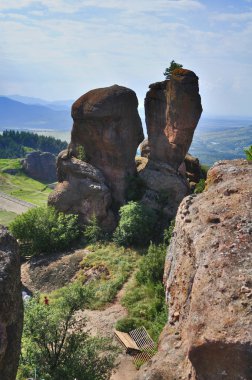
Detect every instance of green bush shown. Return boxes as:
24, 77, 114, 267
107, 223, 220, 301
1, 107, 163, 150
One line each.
115, 317, 142, 333
10, 206, 80, 255
163, 219, 175, 246
76, 144, 87, 161
84, 216, 104, 244
113, 201, 158, 247
136, 243, 166, 285
244, 145, 252, 161
194, 178, 205, 194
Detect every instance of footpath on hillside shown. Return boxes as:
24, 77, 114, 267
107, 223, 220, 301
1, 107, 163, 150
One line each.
21, 248, 138, 380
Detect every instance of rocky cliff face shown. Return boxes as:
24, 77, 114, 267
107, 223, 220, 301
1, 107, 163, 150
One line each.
145, 69, 202, 169
0, 226, 23, 380
22, 151, 56, 182
136, 159, 252, 380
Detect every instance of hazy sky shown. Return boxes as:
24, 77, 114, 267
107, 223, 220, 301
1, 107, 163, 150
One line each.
1, 0, 252, 117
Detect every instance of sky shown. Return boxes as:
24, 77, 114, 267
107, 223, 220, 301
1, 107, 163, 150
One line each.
1, 0, 252, 117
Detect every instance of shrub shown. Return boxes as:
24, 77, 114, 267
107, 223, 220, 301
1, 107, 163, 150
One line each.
76, 144, 87, 161
163, 219, 175, 246
10, 206, 80, 255
194, 178, 205, 194
84, 216, 104, 244
244, 145, 252, 161
115, 317, 142, 333
136, 244, 166, 285
113, 201, 158, 247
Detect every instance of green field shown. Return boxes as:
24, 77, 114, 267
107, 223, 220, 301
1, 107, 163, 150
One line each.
0, 158, 52, 208
0, 210, 18, 226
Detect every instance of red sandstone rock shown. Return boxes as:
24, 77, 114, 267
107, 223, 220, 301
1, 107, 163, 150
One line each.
136, 159, 252, 380
70, 84, 144, 204
48, 151, 116, 231
145, 69, 202, 169
136, 156, 189, 220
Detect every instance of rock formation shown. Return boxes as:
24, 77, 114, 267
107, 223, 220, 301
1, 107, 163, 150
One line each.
136, 159, 252, 380
48, 150, 115, 231
69, 84, 144, 204
49, 85, 144, 228
145, 69, 202, 169
0, 226, 23, 380
136, 157, 189, 220
22, 151, 56, 182
50, 72, 202, 228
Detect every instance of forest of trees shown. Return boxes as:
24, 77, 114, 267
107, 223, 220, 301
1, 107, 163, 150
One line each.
0, 130, 67, 158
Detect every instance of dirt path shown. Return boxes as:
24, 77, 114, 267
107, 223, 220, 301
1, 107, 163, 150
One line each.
0, 191, 35, 214
76, 283, 138, 380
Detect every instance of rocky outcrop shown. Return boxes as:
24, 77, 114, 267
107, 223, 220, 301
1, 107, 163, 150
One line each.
48, 150, 116, 231
69, 85, 144, 204
136, 157, 189, 220
49, 85, 143, 227
136, 159, 252, 380
145, 69, 202, 169
0, 226, 23, 380
22, 151, 56, 182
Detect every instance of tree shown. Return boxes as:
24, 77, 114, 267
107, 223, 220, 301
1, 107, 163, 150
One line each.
163, 60, 183, 80
113, 201, 157, 247
10, 206, 81, 255
17, 283, 117, 380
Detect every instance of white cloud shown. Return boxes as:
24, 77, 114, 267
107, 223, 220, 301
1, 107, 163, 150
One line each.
212, 11, 252, 22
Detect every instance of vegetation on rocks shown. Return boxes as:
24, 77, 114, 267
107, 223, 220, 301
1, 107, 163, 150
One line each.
163, 60, 183, 80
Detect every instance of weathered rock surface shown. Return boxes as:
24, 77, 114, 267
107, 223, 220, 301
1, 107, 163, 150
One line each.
69, 84, 144, 204
48, 150, 116, 231
0, 226, 23, 380
136, 159, 252, 380
136, 157, 189, 220
22, 151, 56, 182
145, 69, 202, 169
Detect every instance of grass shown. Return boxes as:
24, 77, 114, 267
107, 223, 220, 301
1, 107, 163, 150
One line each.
0, 159, 52, 206
119, 277, 167, 343
0, 210, 18, 226
76, 243, 141, 309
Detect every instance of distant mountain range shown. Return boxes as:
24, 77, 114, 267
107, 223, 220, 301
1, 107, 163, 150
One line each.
0, 94, 251, 166
0, 96, 72, 130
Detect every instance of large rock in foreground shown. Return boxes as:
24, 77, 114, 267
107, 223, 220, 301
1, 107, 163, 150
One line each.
69, 84, 144, 204
137, 159, 252, 380
22, 151, 56, 182
0, 226, 23, 380
145, 69, 202, 169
